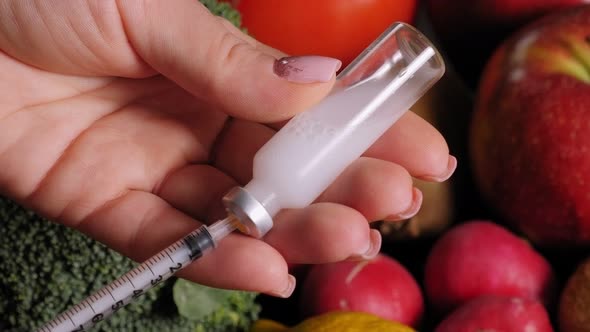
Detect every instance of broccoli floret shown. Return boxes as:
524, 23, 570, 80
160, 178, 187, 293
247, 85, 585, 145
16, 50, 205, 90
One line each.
200, 0, 242, 28
0, 195, 260, 332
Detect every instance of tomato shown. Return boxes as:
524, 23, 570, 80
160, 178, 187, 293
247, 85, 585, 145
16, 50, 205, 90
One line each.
232, 0, 418, 67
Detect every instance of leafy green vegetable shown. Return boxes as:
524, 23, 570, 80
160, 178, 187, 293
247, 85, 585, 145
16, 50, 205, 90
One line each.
174, 279, 241, 320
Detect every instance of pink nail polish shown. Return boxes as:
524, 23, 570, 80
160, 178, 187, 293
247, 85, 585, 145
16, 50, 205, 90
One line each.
274, 56, 342, 83
384, 187, 423, 221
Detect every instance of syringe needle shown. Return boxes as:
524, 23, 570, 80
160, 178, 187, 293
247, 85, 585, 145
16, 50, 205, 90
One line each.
36, 216, 239, 332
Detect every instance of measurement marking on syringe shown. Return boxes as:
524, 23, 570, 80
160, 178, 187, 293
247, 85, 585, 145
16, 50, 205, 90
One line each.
65, 311, 75, 326
125, 275, 136, 288
130, 266, 143, 279
165, 250, 175, 264
99, 288, 111, 302
147, 264, 156, 276
107, 288, 116, 301
89, 302, 96, 314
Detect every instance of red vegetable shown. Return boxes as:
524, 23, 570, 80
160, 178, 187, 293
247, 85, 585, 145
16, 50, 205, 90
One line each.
299, 253, 423, 327
435, 296, 554, 332
424, 220, 557, 314
232, 0, 418, 66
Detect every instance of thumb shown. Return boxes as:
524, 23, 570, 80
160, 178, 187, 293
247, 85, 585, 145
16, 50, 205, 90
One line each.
117, 0, 341, 123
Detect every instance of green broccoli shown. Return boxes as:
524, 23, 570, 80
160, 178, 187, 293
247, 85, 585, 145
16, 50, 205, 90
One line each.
0, 194, 260, 332
200, 0, 243, 28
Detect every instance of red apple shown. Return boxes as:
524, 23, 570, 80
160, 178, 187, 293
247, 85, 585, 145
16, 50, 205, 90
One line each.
299, 253, 424, 327
424, 220, 556, 314
426, 0, 586, 87
470, 5, 590, 247
435, 296, 554, 332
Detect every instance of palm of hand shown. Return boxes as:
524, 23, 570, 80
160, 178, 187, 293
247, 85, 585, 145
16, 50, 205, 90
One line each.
0, 51, 279, 285
0, 49, 249, 245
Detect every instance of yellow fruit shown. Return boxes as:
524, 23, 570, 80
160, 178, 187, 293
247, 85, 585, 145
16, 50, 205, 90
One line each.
250, 319, 288, 332
250, 311, 416, 332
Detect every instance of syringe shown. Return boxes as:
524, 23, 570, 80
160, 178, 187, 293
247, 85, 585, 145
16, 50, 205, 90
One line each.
37, 216, 239, 332
37, 22, 445, 331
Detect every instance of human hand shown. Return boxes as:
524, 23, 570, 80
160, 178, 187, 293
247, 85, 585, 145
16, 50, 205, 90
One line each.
0, 1, 455, 298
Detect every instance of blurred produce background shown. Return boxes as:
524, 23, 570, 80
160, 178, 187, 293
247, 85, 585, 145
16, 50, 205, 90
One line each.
3, 0, 590, 331
236, 0, 590, 331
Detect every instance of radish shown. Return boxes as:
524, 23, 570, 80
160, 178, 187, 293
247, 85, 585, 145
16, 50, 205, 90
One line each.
435, 295, 554, 332
424, 220, 556, 313
299, 253, 423, 327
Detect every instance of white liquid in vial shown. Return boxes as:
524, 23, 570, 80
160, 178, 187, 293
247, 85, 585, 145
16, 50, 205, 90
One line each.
245, 49, 438, 216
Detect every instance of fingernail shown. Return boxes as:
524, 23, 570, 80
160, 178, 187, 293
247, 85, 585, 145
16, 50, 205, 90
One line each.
348, 229, 382, 261
421, 155, 458, 182
384, 187, 423, 221
274, 56, 342, 83
270, 274, 296, 298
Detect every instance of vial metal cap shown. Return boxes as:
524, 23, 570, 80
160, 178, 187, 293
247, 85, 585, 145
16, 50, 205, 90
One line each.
222, 186, 274, 239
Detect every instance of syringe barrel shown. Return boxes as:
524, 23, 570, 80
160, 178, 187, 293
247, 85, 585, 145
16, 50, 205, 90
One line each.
225, 22, 445, 238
